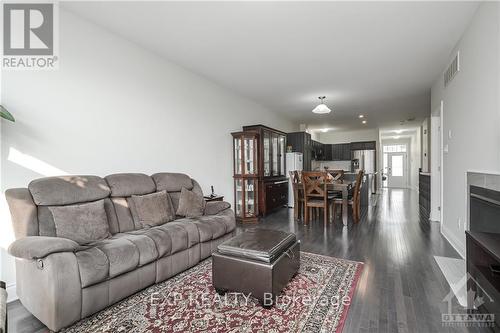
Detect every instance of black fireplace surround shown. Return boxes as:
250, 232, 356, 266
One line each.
470, 185, 500, 234
466, 184, 500, 331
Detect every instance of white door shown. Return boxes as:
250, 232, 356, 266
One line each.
387, 152, 407, 188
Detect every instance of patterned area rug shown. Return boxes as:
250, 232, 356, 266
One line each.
62, 252, 363, 333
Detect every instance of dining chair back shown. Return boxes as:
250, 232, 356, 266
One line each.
328, 169, 345, 181
301, 171, 333, 225
333, 170, 364, 223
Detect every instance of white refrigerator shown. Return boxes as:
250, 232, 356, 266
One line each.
286, 152, 303, 207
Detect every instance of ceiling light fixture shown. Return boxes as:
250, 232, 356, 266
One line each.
321, 128, 329, 133
312, 96, 332, 114
395, 130, 403, 134
358, 115, 364, 118
362, 120, 367, 124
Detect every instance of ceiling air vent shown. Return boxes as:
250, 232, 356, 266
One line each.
444, 51, 460, 87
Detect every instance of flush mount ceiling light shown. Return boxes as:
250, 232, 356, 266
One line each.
358, 115, 364, 118
362, 120, 367, 124
312, 96, 331, 114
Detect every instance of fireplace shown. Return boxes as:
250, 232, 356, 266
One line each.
470, 185, 500, 233
466, 173, 500, 330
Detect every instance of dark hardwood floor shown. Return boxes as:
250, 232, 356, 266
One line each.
239, 188, 482, 333
7, 189, 482, 332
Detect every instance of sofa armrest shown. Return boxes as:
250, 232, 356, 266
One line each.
204, 201, 231, 215
8, 236, 79, 259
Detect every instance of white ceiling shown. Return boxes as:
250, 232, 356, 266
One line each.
63, 1, 479, 131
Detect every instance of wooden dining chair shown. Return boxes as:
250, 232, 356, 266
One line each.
301, 171, 335, 226
328, 169, 345, 181
333, 170, 364, 223
289, 171, 304, 220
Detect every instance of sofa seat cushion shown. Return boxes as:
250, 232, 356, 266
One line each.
92, 238, 139, 278
75, 247, 109, 288
166, 220, 200, 247
125, 229, 172, 258
194, 209, 236, 240
215, 209, 236, 233
113, 233, 158, 266
152, 224, 190, 255
192, 217, 227, 240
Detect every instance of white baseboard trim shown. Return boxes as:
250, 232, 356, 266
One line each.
441, 226, 465, 259
6, 283, 18, 303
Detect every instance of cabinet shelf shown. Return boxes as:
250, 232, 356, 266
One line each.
240, 125, 288, 216
232, 130, 260, 223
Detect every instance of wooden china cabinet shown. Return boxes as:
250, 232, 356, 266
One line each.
231, 131, 259, 222
242, 125, 288, 216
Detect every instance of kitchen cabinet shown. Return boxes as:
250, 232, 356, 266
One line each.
312, 140, 324, 160
286, 131, 312, 171
351, 141, 376, 150
242, 125, 288, 216
327, 143, 352, 161
341, 143, 352, 160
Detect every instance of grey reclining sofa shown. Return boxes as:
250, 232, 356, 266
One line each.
5, 173, 236, 331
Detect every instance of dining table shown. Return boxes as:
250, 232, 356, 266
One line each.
297, 179, 355, 226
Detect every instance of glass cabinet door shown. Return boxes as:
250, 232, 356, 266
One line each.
244, 137, 257, 175
234, 137, 242, 175
263, 132, 270, 176
272, 133, 278, 176
244, 179, 257, 217
235, 179, 243, 216
279, 135, 285, 176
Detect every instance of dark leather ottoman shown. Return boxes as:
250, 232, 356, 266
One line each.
212, 229, 300, 307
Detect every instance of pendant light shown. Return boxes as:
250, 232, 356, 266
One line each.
312, 96, 331, 114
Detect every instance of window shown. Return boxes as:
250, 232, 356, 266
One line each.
383, 144, 407, 153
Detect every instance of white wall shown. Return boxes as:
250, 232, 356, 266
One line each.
430, 2, 500, 257
430, 111, 442, 222
421, 118, 430, 173
0, 9, 296, 300
410, 130, 421, 191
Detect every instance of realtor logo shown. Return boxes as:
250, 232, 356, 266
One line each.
2, 2, 58, 69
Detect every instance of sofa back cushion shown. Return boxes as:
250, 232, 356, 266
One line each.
26, 176, 113, 237
29, 176, 111, 206
128, 191, 175, 228
49, 199, 110, 244
176, 188, 205, 218
152, 173, 203, 212
105, 173, 156, 197
6, 172, 203, 239
104, 173, 157, 233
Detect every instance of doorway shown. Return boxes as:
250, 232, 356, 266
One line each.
382, 144, 408, 188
